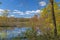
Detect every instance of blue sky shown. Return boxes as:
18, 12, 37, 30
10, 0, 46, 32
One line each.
0, 0, 60, 18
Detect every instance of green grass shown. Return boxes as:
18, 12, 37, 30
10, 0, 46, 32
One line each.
0, 32, 7, 38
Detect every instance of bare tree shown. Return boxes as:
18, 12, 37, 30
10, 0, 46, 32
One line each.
2, 10, 9, 17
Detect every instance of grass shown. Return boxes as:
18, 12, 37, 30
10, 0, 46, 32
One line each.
0, 32, 7, 39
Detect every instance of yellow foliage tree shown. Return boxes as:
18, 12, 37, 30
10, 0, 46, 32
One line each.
39, 3, 60, 35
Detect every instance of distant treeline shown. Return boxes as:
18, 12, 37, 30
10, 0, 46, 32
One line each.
0, 17, 30, 22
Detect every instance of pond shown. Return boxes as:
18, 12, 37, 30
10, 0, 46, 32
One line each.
0, 27, 32, 40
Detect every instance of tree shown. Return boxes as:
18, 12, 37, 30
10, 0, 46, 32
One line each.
1, 10, 9, 27
2, 10, 9, 17
39, 2, 60, 36
50, 0, 57, 37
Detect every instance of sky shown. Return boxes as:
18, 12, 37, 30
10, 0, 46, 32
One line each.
0, 0, 60, 18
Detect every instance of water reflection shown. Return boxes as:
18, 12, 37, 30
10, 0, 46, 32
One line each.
0, 27, 41, 40
7, 27, 31, 38
0, 27, 31, 40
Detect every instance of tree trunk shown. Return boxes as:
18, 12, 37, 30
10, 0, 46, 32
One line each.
50, 0, 57, 37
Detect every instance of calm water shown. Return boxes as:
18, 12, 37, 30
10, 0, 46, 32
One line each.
0, 27, 31, 40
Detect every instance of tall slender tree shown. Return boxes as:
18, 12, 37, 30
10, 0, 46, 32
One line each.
50, 0, 57, 37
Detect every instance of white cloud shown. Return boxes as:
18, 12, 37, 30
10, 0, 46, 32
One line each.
36, 10, 40, 13
8, 15, 15, 17
13, 10, 24, 14
0, 9, 4, 13
25, 11, 32, 14
9, 9, 42, 15
25, 10, 42, 14
13, 10, 19, 12
0, 9, 11, 13
7, 10, 11, 12
39, 1, 46, 6
13, 11, 23, 14
0, 9, 4, 12
10, 15, 15, 17
13, 10, 24, 15
0, 9, 42, 18
36, 10, 43, 13
19, 13, 24, 15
